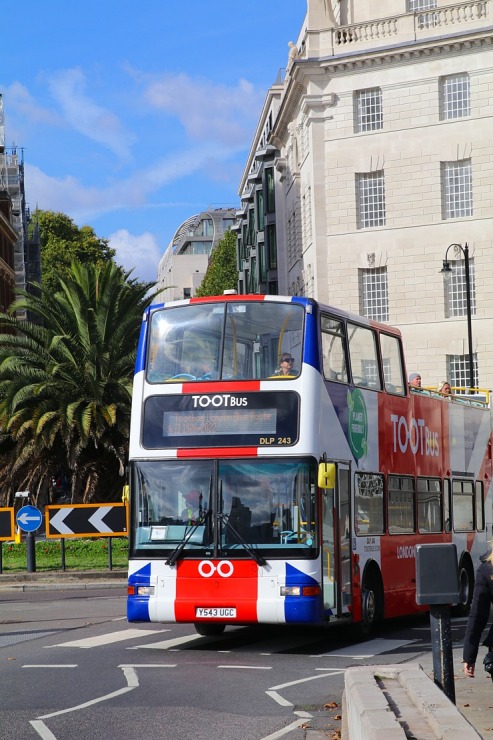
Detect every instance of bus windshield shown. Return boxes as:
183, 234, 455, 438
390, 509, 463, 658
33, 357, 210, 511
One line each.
146, 300, 304, 382
130, 458, 317, 559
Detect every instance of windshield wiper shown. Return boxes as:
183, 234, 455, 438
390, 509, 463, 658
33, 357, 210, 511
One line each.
165, 510, 209, 566
217, 512, 266, 566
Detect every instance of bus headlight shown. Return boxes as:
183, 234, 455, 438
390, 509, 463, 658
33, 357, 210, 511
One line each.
136, 585, 155, 596
281, 586, 301, 596
280, 585, 321, 597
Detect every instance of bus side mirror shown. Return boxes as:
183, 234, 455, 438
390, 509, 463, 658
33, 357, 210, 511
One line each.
318, 462, 336, 489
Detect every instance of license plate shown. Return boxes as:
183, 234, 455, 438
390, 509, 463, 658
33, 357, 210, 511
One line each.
195, 607, 236, 618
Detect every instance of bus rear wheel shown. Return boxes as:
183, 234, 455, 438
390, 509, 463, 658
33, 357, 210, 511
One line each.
360, 570, 383, 636
452, 559, 474, 616
194, 623, 226, 636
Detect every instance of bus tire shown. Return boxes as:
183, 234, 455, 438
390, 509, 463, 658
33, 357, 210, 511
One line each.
194, 623, 226, 636
452, 556, 474, 617
360, 567, 383, 636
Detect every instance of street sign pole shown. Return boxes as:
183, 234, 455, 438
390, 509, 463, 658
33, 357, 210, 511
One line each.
16, 504, 43, 573
26, 531, 36, 573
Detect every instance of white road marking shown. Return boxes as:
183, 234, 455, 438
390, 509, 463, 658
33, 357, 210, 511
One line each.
260, 716, 311, 739
45, 629, 169, 649
34, 664, 175, 723
23, 665, 77, 668
266, 690, 293, 707
217, 664, 272, 670
30, 721, 57, 739
312, 637, 417, 658
268, 670, 344, 692
127, 634, 203, 650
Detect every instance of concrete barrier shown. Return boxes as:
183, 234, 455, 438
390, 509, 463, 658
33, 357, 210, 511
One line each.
342, 663, 480, 739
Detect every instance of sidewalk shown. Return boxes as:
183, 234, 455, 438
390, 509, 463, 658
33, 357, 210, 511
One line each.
0, 570, 491, 738
0, 568, 127, 590
419, 643, 493, 739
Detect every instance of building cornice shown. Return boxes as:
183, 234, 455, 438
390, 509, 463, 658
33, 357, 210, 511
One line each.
316, 27, 493, 74
272, 26, 493, 144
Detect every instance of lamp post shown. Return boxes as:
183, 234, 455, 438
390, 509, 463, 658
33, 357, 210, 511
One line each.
441, 242, 474, 392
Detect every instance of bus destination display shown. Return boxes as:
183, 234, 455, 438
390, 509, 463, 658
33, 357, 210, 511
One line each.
143, 392, 299, 448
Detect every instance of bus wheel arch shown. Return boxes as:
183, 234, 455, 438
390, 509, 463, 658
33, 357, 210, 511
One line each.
360, 562, 384, 635
453, 553, 475, 616
194, 622, 226, 636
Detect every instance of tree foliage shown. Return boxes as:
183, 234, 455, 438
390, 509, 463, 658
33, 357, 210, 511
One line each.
195, 230, 238, 297
31, 210, 116, 291
0, 261, 152, 505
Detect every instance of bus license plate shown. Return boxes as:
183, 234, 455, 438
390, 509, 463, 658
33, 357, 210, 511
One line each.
195, 607, 236, 618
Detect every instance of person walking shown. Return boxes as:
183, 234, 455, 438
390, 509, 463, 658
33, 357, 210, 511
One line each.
463, 547, 493, 678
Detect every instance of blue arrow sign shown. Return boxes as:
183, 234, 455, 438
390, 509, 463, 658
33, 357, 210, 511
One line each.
16, 505, 43, 532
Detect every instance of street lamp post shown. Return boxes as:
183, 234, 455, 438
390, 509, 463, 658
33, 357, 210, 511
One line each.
441, 242, 474, 392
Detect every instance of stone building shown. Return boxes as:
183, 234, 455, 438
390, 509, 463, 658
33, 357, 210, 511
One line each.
237, 0, 493, 391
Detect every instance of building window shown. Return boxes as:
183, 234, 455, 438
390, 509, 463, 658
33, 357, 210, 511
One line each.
259, 242, 267, 283
355, 88, 383, 132
256, 190, 264, 231
266, 168, 275, 213
442, 159, 473, 219
447, 353, 478, 390
408, 0, 438, 28
356, 171, 386, 228
408, 0, 436, 8
359, 267, 389, 321
444, 258, 476, 318
266, 224, 277, 270
440, 73, 470, 120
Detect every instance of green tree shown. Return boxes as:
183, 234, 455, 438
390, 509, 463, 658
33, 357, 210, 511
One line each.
0, 261, 153, 505
195, 230, 238, 297
30, 210, 115, 291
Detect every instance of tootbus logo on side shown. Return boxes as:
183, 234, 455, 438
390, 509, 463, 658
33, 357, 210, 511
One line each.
191, 394, 248, 408
390, 414, 439, 457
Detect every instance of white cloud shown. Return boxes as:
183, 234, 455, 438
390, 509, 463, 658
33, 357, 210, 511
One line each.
144, 73, 263, 147
47, 67, 136, 159
2, 82, 62, 127
108, 229, 161, 283
25, 139, 236, 222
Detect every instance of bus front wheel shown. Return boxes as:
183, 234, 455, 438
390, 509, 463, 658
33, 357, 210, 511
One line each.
194, 623, 226, 636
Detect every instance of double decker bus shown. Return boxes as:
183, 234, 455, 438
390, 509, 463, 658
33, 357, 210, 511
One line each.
127, 294, 492, 635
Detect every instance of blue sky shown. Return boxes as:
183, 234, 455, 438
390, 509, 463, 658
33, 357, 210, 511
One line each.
2, 1, 306, 282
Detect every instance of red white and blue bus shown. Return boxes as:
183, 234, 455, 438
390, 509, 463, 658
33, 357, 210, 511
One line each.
127, 294, 492, 635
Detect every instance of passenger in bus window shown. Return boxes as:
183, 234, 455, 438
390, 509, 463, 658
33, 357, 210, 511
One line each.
436, 380, 453, 399
463, 546, 493, 678
274, 354, 299, 377
181, 490, 204, 525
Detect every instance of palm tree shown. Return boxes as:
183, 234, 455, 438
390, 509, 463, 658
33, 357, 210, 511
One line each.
0, 261, 153, 505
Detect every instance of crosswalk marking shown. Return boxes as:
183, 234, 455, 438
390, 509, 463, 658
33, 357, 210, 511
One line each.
45, 629, 169, 649
312, 638, 417, 658
127, 634, 203, 650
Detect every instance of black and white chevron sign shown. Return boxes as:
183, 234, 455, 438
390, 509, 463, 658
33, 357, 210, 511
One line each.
46, 503, 127, 538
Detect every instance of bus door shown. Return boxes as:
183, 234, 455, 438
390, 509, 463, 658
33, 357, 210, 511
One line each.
320, 461, 351, 618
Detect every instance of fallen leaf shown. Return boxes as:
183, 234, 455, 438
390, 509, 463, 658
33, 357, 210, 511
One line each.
332, 714, 342, 720
324, 701, 339, 709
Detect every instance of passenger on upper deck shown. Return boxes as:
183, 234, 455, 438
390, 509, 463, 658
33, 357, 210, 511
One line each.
436, 380, 453, 400
408, 372, 422, 389
273, 353, 299, 377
